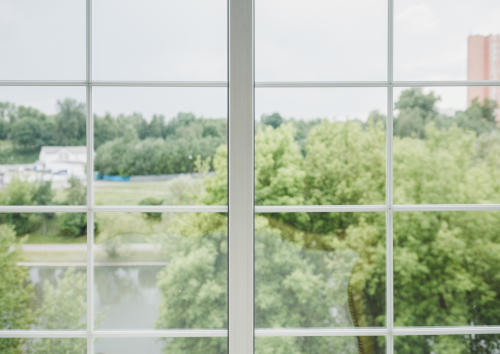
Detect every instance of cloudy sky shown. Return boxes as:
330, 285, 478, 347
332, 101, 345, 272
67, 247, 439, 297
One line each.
1, 0, 500, 121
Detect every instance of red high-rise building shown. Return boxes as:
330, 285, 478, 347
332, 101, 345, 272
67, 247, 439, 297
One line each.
467, 34, 500, 109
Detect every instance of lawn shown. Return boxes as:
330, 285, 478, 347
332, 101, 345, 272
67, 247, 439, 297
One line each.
94, 175, 203, 205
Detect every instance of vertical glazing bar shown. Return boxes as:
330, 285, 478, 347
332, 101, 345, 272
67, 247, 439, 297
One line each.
85, 0, 94, 353
228, 0, 254, 351
386, 0, 394, 353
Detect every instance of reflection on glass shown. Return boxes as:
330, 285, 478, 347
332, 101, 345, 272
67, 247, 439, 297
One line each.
0, 87, 87, 205
255, 336, 385, 354
0, 338, 86, 354
0, 0, 85, 80
92, 87, 227, 205
393, 87, 500, 204
93, 0, 226, 81
394, 335, 500, 354
395, 0, 500, 81
394, 212, 500, 327
256, 0, 386, 81
0, 214, 86, 337
94, 212, 227, 340
255, 212, 385, 334
255, 88, 386, 205
95, 337, 227, 354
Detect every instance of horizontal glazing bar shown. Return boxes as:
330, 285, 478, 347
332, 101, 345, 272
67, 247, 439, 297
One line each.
255, 205, 386, 213
393, 204, 500, 212
93, 205, 228, 213
3, 80, 500, 88
0, 80, 227, 87
0, 331, 87, 338
0, 205, 87, 213
0, 80, 87, 86
255, 328, 387, 337
392, 326, 500, 336
92, 81, 227, 87
1, 327, 498, 339
256, 81, 388, 88
2, 204, 500, 214
94, 330, 228, 338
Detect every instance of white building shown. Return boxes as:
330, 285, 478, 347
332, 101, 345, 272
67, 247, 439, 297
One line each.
0, 146, 86, 188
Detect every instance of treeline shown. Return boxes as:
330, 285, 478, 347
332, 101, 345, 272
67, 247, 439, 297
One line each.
0, 100, 227, 175
95, 112, 226, 176
1, 89, 498, 176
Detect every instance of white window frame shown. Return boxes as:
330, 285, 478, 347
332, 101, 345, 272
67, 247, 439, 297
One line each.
1, 0, 500, 353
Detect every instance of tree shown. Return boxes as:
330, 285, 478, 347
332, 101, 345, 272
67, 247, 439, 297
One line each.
10, 116, 53, 152
54, 99, 86, 146
0, 225, 35, 353
58, 178, 88, 237
394, 88, 440, 138
261, 112, 284, 128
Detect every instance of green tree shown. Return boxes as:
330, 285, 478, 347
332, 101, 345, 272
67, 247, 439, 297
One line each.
54, 98, 86, 146
58, 178, 88, 237
394, 88, 440, 138
0, 225, 35, 353
261, 112, 284, 128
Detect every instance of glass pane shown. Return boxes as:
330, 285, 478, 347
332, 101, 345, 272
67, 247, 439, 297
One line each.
94, 212, 227, 330
93, 0, 227, 81
394, 211, 500, 326
0, 87, 87, 205
255, 88, 386, 205
394, 335, 500, 354
256, 336, 385, 354
394, 0, 500, 80
0, 0, 85, 80
255, 212, 385, 329
393, 87, 500, 204
256, 0, 387, 81
95, 337, 227, 354
0, 338, 86, 354
0, 213, 87, 330
93, 87, 227, 206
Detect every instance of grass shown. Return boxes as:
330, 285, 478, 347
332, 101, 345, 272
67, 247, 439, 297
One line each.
94, 175, 204, 205
25, 233, 85, 244
15, 175, 207, 262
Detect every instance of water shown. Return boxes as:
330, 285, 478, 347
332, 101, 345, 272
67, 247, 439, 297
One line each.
29, 266, 165, 354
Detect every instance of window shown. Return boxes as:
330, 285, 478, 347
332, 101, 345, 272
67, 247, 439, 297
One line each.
1, 0, 499, 353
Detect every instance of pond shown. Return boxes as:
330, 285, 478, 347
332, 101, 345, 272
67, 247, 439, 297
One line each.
29, 266, 166, 354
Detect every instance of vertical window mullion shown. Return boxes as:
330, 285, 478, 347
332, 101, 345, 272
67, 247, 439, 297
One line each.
228, 0, 254, 352
386, 0, 394, 353
85, 0, 94, 353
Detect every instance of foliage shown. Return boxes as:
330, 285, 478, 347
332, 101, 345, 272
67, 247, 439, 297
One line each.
0, 225, 35, 353
261, 112, 284, 128
139, 197, 163, 220
0, 179, 54, 235
156, 88, 500, 353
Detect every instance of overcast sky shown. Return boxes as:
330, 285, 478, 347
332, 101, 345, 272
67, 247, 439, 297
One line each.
1, 0, 500, 121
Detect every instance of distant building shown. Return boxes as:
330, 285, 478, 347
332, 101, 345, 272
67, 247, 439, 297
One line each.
467, 34, 500, 111
38, 146, 86, 180
0, 146, 86, 188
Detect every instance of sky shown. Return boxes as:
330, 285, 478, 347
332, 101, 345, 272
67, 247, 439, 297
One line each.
2, 0, 500, 121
